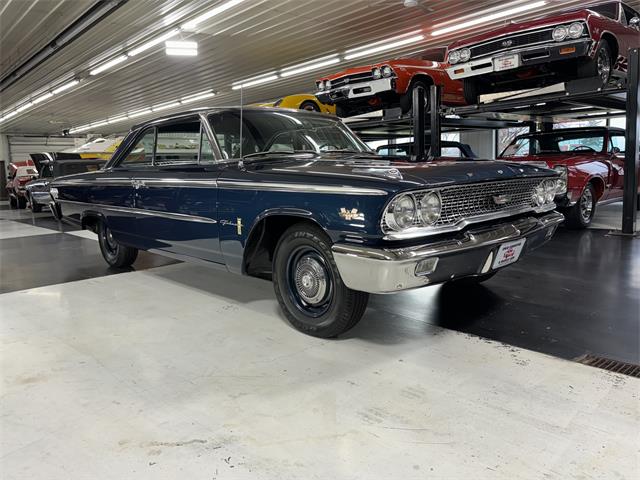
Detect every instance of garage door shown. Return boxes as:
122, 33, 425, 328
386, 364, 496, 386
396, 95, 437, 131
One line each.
8, 136, 81, 162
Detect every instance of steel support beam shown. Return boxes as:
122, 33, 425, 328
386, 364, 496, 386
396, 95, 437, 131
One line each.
412, 85, 427, 162
622, 48, 639, 234
429, 84, 442, 158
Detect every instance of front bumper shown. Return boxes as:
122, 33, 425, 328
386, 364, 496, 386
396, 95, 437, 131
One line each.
316, 77, 395, 104
332, 211, 564, 294
447, 39, 591, 80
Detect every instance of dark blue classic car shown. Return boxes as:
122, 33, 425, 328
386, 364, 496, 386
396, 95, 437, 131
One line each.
52, 107, 563, 338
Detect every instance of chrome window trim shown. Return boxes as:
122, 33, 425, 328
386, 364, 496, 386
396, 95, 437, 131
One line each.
57, 199, 217, 224
217, 179, 388, 196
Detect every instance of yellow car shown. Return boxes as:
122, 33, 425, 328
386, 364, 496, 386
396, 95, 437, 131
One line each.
257, 94, 335, 114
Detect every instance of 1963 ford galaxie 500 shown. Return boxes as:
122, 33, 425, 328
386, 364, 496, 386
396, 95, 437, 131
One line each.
51, 107, 563, 338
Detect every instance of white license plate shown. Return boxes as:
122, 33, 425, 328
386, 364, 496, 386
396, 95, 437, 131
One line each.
494, 54, 520, 72
492, 239, 526, 269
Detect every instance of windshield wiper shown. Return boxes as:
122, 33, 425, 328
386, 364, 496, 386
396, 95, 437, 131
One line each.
322, 149, 378, 156
242, 150, 320, 159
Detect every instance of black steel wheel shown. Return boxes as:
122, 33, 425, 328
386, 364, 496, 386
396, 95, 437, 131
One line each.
564, 184, 596, 229
273, 224, 369, 338
98, 221, 138, 268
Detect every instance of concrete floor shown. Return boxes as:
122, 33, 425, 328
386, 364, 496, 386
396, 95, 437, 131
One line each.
1, 202, 639, 479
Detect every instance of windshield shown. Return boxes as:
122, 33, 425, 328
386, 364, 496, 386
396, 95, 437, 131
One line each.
58, 162, 103, 176
501, 131, 606, 156
207, 110, 372, 159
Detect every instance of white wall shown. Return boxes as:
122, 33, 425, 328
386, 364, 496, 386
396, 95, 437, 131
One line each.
460, 130, 497, 159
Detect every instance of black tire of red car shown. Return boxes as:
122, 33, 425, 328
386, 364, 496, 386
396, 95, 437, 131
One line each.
299, 100, 321, 112
399, 80, 431, 115
98, 221, 139, 268
463, 79, 481, 105
577, 40, 613, 85
446, 271, 497, 287
335, 104, 351, 118
9, 195, 17, 208
272, 223, 369, 338
564, 183, 596, 229
17, 195, 27, 209
29, 195, 42, 213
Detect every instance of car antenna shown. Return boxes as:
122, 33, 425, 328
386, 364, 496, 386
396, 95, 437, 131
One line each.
238, 87, 244, 169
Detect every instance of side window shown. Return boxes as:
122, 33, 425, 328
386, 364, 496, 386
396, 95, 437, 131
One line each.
208, 112, 259, 159
610, 135, 626, 153
200, 130, 215, 164
41, 165, 54, 178
622, 5, 640, 26
155, 121, 200, 165
121, 128, 155, 167
591, 3, 618, 19
441, 147, 462, 158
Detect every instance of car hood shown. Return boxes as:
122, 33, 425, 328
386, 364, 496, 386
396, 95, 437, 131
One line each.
319, 58, 442, 81
448, 10, 590, 50
232, 156, 556, 194
498, 153, 604, 166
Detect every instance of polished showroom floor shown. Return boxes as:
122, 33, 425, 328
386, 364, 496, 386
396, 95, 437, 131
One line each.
1, 202, 638, 479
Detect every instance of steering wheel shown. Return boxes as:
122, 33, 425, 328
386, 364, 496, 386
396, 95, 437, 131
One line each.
318, 143, 341, 151
571, 145, 596, 152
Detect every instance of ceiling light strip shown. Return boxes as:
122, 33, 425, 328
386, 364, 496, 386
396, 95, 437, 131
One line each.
89, 55, 128, 75
280, 55, 341, 77
128, 29, 181, 56
181, 0, 247, 30
344, 34, 425, 60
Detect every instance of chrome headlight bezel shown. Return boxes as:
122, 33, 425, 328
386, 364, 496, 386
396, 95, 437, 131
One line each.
325, 79, 332, 89
317, 81, 326, 91
459, 48, 471, 63
381, 65, 394, 78
553, 166, 568, 194
383, 191, 443, 233
385, 194, 417, 231
568, 22, 584, 39
552, 25, 569, 42
533, 179, 558, 207
448, 50, 461, 64
418, 192, 442, 226
372, 67, 382, 79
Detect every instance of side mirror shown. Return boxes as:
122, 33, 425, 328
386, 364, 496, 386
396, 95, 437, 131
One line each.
631, 17, 640, 28
612, 146, 621, 154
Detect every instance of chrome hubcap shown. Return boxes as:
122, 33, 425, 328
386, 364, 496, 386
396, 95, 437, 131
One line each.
104, 227, 118, 252
294, 256, 328, 306
597, 49, 611, 83
580, 189, 594, 222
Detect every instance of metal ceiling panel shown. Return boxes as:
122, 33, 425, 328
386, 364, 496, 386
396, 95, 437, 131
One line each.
1, 0, 638, 135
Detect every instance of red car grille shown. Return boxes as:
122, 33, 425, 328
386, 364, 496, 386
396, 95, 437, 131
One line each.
469, 28, 554, 59
327, 71, 374, 89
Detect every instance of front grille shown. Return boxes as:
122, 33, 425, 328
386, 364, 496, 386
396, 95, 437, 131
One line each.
328, 71, 374, 89
470, 28, 554, 59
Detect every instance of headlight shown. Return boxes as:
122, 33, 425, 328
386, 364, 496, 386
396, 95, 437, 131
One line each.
50, 187, 59, 200
381, 65, 393, 77
533, 179, 558, 206
325, 79, 332, 89
459, 48, 471, 63
317, 81, 325, 91
372, 68, 382, 79
448, 50, 461, 64
385, 194, 416, 231
568, 22, 584, 39
553, 166, 568, 194
418, 192, 441, 225
552, 25, 568, 42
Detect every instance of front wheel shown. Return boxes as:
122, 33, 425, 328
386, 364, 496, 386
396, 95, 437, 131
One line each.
273, 224, 369, 338
563, 184, 596, 229
299, 100, 321, 112
28, 195, 42, 213
463, 79, 480, 105
17, 195, 27, 209
335, 103, 351, 118
98, 222, 138, 268
578, 41, 613, 85
400, 80, 431, 114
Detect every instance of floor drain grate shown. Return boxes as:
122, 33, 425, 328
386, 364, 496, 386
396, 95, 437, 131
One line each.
576, 354, 640, 378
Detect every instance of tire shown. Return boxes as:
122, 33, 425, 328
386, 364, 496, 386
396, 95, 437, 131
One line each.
98, 221, 138, 268
463, 79, 480, 105
17, 195, 27, 209
28, 194, 42, 213
9, 195, 17, 208
335, 104, 351, 118
564, 184, 596, 229
578, 40, 613, 86
299, 100, 320, 112
272, 223, 369, 338
446, 271, 497, 287
400, 80, 431, 114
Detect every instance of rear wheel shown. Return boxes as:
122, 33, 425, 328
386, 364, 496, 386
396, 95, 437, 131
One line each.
463, 79, 481, 105
335, 104, 351, 118
299, 100, 320, 112
578, 40, 613, 85
564, 184, 596, 229
273, 224, 369, 338
400, 80, 431, 114
98, 221, 138, 268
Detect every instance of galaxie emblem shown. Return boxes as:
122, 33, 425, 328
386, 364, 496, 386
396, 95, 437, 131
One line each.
492, 194, 512, 206
339, 208, 364, 221
502, 39, 513, 48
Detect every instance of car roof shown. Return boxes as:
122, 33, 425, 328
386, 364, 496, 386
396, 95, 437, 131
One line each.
516, 126, 624, 137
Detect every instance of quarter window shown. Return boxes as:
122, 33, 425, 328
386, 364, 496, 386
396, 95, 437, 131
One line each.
121, 128, 155, 167
610, 135, 626, 153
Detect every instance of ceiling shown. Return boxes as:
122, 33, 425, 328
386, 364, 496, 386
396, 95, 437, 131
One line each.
1, 0, 638, 135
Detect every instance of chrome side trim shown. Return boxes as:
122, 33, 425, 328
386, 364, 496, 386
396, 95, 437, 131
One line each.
217, 180, 388, 196
54, 177, 218, 188
57, 199, 217, 224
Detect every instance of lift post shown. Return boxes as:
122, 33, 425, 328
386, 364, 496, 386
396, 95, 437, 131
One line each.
411, 84, 427, 162
622, 48, 639, 235
429, 84, 442, 158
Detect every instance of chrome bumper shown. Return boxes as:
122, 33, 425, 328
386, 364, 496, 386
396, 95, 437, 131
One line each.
332, 211, 564, 294
318, 77, 394, 102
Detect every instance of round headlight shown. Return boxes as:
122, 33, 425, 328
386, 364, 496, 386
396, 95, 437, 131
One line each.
553, 166, 568, 194
448, 50, 461, 64
325, 79, 332, 89
386, 194, 416, 230
317, 81, 325, 91
381, 66, 393, 78
419, 192, 441, 225
553, 25, 568, 42
533, 182, 546, 206
568, 22, 584, 39
372, 68, 382, 79
543, 179, 557, 204
459, 48, 471, 63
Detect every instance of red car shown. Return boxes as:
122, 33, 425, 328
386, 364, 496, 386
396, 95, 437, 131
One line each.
315, 55, 465, 117
6, 161, 38, 209
499, 126, 637, 228
446, 1, 640, 104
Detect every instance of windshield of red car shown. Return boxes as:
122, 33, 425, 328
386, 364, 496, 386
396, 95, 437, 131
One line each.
208, 110, 372, 159
501, 131, 606, 156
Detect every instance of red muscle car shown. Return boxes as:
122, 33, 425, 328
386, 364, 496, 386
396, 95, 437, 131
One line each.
315, 55, 465, 117
446, 1, 640, 104
499, 126, 637, 228
6, 160, 38, 209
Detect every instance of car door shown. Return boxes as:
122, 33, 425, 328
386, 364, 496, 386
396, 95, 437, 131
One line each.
131, 115, 224, 264
606, 131, 626, 200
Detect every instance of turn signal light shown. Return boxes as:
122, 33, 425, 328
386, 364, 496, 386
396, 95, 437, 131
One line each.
560, 47, 576, 55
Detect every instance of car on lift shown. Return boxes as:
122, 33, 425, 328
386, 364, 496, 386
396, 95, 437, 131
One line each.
5, 161, 38, 209
315, 53, 465, 118
498, 126, 637, 228
255, 94, 336, 114
376, 140, 478, 159
51, 107, 563, 338
25, 154, 106, 213
446, 1, 640, 104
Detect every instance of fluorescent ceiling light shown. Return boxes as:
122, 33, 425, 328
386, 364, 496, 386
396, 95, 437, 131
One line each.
166, 48, 198, 56
166, 40, 198, 56
1, 110, 18, 121
182, 0, 247, 30
232, 72, 279, 90
344, 33, 425, 60
33, 92, 54, 104
90, 55, 128, 75
15, 102, 33, 113
181, 90, 215, 104
431, 1, 547, 36
152, 101, 181, 112
128, 108, 153, 118
107, 115, 129, 124
52, 80, 80, 94
128, 28, 180, 56
280, 55, 341, 77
